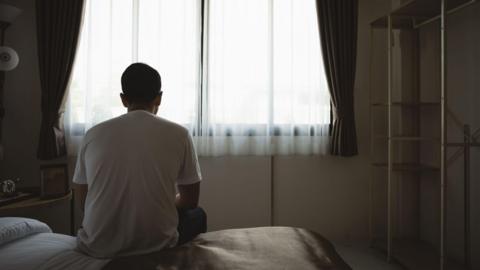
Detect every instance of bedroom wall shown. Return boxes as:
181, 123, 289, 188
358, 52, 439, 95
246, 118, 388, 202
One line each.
0, 0, 43, 187
0, 0, 391, 243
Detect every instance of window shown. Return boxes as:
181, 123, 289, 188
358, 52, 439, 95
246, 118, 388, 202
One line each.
66, 0, 330, 156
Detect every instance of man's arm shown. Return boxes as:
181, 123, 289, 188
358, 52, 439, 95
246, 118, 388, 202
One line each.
73, 183, 88, 223
176, 182, 200, 210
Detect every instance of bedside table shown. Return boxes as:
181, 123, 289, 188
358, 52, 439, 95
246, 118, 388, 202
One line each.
0, 190, 74, 235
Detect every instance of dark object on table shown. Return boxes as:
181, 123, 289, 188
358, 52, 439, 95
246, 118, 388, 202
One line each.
0, 178, 19, 197
39, 164, 69, 199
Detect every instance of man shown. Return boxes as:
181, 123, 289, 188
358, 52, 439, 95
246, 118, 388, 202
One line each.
73, 63, 206, 258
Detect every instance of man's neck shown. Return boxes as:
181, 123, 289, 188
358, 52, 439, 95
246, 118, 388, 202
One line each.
128, 106, 155, 114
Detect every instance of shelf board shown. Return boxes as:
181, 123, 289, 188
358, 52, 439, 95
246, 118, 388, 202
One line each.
372, 162, 439, 172
371, 0, 474, 29
371, 102, 440, 107
392, 0, 441, 18
371, 16, 414, 29
373, 136, 440, 142
371, 238, 466, 270
391, 136, 440, 141
392, 0, 473, 17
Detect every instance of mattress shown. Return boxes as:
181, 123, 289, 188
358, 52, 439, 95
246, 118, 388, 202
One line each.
0, 232, 109, 270
0, 220, 350, 270
105, 227, 352, 270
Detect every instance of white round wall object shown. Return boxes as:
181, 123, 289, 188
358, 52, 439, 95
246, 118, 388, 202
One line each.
0, 46, 20, 71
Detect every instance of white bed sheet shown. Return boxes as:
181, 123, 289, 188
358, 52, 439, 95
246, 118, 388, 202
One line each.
0, 232, 109, 270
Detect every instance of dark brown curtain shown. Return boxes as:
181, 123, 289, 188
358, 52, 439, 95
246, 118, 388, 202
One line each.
316, 0, 358, 156
36, 0, 84, 159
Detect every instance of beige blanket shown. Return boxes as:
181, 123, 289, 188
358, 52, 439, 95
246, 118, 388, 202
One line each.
104, 227, 351, 270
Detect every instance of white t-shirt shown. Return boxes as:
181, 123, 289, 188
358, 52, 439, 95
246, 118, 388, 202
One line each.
72, 110, 202, 258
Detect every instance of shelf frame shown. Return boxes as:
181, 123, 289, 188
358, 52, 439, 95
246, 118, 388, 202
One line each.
386, 14, 393, 263
369, 0, 479, 269
440, 1, 446, 268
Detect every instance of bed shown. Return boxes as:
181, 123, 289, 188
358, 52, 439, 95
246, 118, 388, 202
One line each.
0, 217, 351, 270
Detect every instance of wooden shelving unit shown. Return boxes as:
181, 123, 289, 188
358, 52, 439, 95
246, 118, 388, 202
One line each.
369, 1, 478, 270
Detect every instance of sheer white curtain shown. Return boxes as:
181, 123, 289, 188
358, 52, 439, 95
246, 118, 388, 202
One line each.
66, 0, 330, 156
200, 0, 330, 155
66, 0, 201, 155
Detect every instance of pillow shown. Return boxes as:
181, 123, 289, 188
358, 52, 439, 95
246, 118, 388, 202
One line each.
0, 217, 52, 247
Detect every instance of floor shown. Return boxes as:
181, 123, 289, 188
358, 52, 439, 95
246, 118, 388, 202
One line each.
334, 242, 404, 270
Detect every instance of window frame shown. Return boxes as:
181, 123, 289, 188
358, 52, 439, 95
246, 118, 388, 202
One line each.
67, 0, 331, 136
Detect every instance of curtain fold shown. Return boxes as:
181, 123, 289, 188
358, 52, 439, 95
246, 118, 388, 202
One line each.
36, 0, 84, 159
316, 0, 359, 156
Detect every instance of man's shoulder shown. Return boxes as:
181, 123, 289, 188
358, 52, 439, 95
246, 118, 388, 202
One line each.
86, 115, 125, 134
153, 116, 190, 137
83, 113, 190, 143
82, 114, 135, 144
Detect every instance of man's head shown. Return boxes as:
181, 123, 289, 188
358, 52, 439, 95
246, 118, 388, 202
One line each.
120, 63, 162, 113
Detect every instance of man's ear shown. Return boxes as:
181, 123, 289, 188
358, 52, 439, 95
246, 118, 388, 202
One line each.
120, 93, 129, 108
154, 92, 162, 107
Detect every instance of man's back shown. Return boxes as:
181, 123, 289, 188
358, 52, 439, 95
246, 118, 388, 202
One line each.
73, 110, 201, 258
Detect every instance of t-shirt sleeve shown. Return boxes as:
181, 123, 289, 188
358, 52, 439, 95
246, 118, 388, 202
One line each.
177, 132, 202, 185
73, 140, 88, 185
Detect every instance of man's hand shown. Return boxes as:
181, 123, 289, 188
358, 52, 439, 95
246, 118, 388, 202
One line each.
73, 183, 88, 223
176, 182, 200, 210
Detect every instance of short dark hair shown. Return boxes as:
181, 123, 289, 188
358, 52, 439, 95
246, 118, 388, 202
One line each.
121, 63, 161, 103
